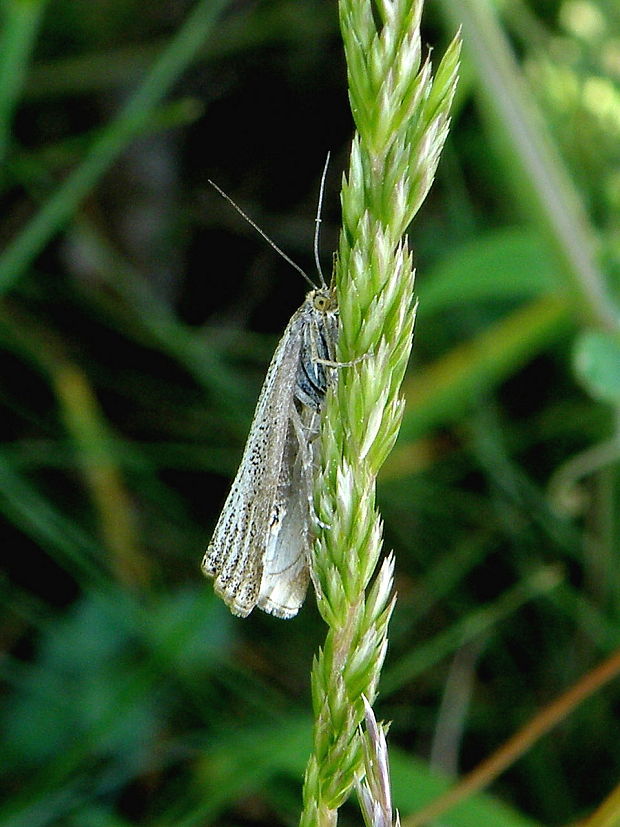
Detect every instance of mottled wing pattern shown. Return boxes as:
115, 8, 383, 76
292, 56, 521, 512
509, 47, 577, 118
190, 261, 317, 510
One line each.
202, 306, 307, 617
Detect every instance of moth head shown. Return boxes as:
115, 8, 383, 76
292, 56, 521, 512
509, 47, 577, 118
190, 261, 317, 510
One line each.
311, 289, 337, 313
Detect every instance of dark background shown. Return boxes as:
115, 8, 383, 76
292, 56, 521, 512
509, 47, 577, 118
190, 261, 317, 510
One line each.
1, 0, 619, 825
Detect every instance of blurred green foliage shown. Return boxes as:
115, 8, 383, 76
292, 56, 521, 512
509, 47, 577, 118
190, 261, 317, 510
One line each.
1, 0, 619, 825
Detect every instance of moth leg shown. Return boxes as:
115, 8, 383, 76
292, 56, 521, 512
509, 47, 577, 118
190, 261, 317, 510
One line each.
292, 403, 334, 531
290, 403, 321, 529
314, 513, 330, 530
309, 314, 370, 369
313, 351, 371, 369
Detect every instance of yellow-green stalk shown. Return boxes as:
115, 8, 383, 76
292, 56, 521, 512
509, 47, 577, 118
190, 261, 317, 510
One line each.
301, 1, 461, 824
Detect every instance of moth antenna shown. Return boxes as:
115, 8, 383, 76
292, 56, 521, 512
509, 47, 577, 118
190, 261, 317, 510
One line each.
207, 179, 317, 289
313, 152, 330, 288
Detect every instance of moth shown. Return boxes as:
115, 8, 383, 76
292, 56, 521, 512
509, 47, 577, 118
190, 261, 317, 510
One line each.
202, 161, 340, 618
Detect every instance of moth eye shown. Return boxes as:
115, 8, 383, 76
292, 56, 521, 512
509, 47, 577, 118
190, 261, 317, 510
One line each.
314, 295, 328, 311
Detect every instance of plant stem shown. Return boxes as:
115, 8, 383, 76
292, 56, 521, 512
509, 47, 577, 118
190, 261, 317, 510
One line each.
300, 0, 461, 822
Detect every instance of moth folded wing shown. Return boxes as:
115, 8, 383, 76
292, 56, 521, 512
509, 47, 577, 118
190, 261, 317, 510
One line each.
257, 407, 318, 619
257, 482, 311, 618
202, 495, 266, 617
202, 307, 308, 617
